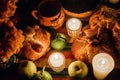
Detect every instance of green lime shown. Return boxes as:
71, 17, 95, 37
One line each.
56, 33, 67, 40
51, 37, 66, 50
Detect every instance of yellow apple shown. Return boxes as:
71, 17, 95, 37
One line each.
17, 60, 37, 78
68, 60, 88, 78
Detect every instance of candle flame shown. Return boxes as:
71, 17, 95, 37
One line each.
73, 19, 76, 23
54, 54, 59, 59
101, 59, 106, 65
99, 59, 107, 68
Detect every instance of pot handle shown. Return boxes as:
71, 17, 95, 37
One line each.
31, 10, 38, 20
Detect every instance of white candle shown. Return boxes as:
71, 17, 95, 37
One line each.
66, 18, 82, 38
48, 51, 65, 72
92, 53, 115, 80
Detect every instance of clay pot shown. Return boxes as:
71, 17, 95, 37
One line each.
32, 0, 65, 29
61, 0, 101, 19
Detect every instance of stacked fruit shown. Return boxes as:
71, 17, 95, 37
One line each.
17, 60, 53, 80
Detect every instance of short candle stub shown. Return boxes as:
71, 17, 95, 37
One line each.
48, 51, 65, 72
66, 18, 82, 38
92, 53, 115, 80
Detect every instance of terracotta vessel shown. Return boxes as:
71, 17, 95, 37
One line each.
61, 0, 101, 19
32, 0, 65, 29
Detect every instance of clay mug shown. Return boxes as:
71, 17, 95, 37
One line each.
32, 0, 65, 29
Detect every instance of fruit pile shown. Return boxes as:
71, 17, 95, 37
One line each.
17, 60, 53, 80
17, 60, 89, 79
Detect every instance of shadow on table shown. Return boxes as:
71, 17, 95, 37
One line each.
105, 68, 120, 80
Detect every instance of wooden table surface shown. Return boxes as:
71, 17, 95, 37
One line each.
0, 49, 120, 80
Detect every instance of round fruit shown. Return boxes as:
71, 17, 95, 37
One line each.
56, 33, 67, 40
51, 37, 66, 50
17, 60, 37, 78
42, 71, 53, 80
33, 71, 42, 79
35, 65, 53, 80
68, 60, 88, 78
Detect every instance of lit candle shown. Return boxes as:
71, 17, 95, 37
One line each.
92, 53, 115, 80
66, 18, 82, 38
48, 51, 65, 72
